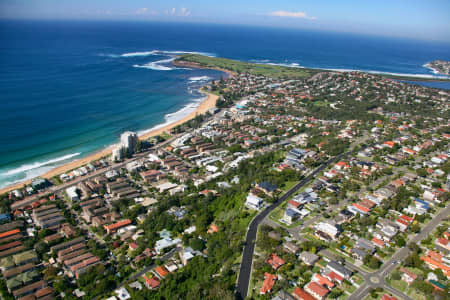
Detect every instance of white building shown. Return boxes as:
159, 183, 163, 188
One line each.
155, 237, 182, 254
120, 131, 138, 154
112, 146, 124, 162
315, 221, 341, 240
115, 287, 131, 300
66, 186, 80, 201
245, 193, 264, 210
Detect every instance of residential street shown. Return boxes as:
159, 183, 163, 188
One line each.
235, 151, 351, 299
348, 203, 450, 300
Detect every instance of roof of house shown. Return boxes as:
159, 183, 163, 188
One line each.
399, 268, 418, 280
437, 237, 448, 246
260, 273, 277, 294
258, 181, 278, 192
104, 219, 132, 231
266, 253, 285, 269
381, 295, 398, 300
395, 218, 409, 227
154, 266, 169, 278
353, 203, 370, 213
313, 273, 335, 289
371, 237, 385, 247
299, 251, 319, 264
305, 281, 329, 297
292, 287, 315, 300
420, 256, 450, 272
327, 271, 344, 283
0, 229, 20, 239
34, 286, 53, 298
144, 275, 160, 288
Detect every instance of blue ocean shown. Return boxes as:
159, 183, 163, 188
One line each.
1, 20, 450, 188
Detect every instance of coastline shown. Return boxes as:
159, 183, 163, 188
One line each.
0, 91, 220, 195
172, 59, 237, 77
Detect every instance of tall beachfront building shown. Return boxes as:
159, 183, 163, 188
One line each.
120, 131, 138, 154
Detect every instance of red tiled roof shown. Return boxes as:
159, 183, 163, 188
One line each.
313, 273, 335, 289
289, 200, 302, 208
437, 237, 448, 246
154, 266, 169, 278
104, 219, 131, 231
34, 286, 53, 298
381, 295, 398, 300
70, 256, 100, 272
395, 218, 409, 227
0, 240, 22, 251
260, 273, 277, 294
420, 256, 450, 272
266, 253, 285, 270
353, 203, 370, 213
0, 229, 20, 239
399, 214, 414, 223
399, 267, 417, 280
144, 275, 160, 289
327, 271, 344, 283
427, 250, 443, 262
305, 281, 329, 297
371, 237, 385, 247
292, 287, 315, 300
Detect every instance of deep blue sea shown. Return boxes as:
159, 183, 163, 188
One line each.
1, 20, 450, 188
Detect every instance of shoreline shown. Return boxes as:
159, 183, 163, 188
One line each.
0, 90, 220, 195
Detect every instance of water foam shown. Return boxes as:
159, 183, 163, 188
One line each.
120, 50, 215, 58
326, 68, 450, 79
2, 152, 81, 176
188, 76, 213, 82
137, 96, 206, 136
133, 57, 175, 71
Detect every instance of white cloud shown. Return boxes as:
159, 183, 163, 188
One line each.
269, 10, 316, 20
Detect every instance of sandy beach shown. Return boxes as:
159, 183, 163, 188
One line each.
0, 91, 219, 195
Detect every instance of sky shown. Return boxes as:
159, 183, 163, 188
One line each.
1, 0, 449, 41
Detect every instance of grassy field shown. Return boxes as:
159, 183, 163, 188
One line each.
175, 54, 318, 78
176, 54, 450, 82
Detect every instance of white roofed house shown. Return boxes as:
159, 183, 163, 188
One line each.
282, 208, 299, 225
126, 161, 143, 173
156, 182, 178, 193
245, 193, 264, 210
314, 221, 342, 241
66, 186, 80, 202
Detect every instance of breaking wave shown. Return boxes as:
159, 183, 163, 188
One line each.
2, 152, 81, 176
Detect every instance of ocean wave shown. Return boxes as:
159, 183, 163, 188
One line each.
326, 68, 450, 79
120, 50, 215, 58
133, 57, 175, 71
1, 152, 81, 177
137, 96, 206, 136
1, 165, 56, 188
256, 59, 449, 79
121, 51, 159, 57
250, 59, 270, 63
266, 62, 304, 68
188, 76, 213, 82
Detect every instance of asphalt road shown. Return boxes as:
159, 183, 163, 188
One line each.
348, 203, 450, 300
117, 247, 180, 289
235, 151, 350, 299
